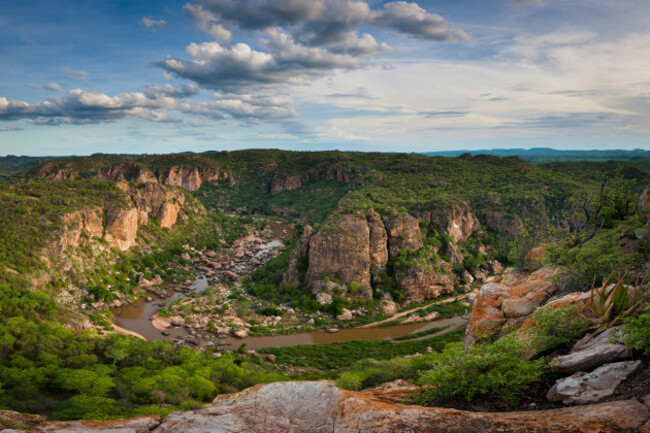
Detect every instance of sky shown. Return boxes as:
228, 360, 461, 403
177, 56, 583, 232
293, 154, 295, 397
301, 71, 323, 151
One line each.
0, 0, 649, 156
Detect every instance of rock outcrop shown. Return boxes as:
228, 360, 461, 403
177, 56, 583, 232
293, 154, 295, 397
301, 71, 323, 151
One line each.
104, 204, 139, 251
416, 200, 479, 243
97, 162, 157, 184
550, 344, 631, 374
386, 213, 423, 257
306, 214, 372, 300
548, 361, 643, 405
466, 266, 559, 344
57, 207, 103, 252
397, 262, 455, 304
281, 226, 313, 288
366, 209, 388, 271
269, 163, 350, 195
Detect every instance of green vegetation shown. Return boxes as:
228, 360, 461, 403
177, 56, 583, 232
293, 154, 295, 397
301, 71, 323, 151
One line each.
0, 316, 284, 420
416, 337, 545, 405
259, 328, 465, 374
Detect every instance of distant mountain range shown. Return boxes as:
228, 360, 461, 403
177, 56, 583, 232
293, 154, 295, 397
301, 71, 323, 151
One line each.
422, 148, 650, 164
2, 148, 649, 177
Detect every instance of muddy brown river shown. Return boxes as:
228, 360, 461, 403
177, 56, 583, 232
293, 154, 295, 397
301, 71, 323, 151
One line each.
113, 281, 466, 351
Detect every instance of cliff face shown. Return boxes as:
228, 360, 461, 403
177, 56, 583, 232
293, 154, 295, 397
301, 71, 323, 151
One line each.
306, 214, 373, 301
415, 200, 479, 243
269, 163, 350, 195
104, 204, 139, 251
292, 209, 456, 305
386, 213, 423, 257
36, 161, 234, 192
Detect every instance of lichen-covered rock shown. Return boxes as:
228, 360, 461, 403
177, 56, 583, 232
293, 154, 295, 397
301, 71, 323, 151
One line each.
366, 209, 388, 270
466, 266, 559, 344
548, 361, 643, 405
386, 213, 423, 257
396, 262, 455, 304
525, 244, 546, 271
281, 225, 313, 288
104, 204, 139, 251
306, 214, 372, 299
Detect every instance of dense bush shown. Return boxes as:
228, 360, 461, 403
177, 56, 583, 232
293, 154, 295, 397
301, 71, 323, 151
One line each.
417, 337, 545, 405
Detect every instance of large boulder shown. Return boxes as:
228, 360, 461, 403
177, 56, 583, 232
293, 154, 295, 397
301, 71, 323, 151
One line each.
550, 344, 631, 374
548, 361, 643, 405
385, 213, 423, 257
396, 262, 455, 304
281, 226, 313, 288
465, 266, 559, 344
306, 214, 372, 299
525, 245, 546, 271
157, 166, 203, 191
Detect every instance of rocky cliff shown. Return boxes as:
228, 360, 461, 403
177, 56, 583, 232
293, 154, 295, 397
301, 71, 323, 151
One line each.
4, 381, 648, 432
269, 162, 350, 194
288, 208, 460, 305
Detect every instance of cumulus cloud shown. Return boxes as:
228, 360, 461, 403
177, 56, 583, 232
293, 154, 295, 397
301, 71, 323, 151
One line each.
157, 33, 362, 92
184, 0, 468, 46
0, 84, 295, 126
142, 17, 169, 32
28, 82, 64, 92
180, 93, 297, 123
159, 0, 467, 94
0, 86, 190, 125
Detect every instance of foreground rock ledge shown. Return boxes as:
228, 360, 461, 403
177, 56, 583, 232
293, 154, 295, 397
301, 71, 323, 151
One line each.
2, 381, 650, 433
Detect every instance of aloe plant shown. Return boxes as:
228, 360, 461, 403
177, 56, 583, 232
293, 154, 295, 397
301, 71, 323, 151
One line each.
581, 271, 645, 337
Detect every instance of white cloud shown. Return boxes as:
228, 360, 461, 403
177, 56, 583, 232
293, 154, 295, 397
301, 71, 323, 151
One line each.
142, 17, 169, 32
63, 68, 89, 82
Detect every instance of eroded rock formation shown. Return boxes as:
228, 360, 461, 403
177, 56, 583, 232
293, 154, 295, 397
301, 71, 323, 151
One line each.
386, 213, 423, 257
466, 266, 559, 344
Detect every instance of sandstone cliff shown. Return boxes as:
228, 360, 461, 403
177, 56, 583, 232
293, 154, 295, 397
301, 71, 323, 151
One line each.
415, 200, 479, 243
306, 214, 372, 302
269, 162, 350, 195
385, 213, 423, 257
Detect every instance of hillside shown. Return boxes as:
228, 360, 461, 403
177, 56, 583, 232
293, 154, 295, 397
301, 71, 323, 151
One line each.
0, 149, 649, 423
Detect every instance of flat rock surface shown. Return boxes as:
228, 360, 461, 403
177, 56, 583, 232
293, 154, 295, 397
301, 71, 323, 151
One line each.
550, 343, 631, 374
548, 361, 643, 405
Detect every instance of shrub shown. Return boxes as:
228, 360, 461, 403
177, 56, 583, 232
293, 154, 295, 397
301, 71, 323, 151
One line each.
416, 337, 545, 405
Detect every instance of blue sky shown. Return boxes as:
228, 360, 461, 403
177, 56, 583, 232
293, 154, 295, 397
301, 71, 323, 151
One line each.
1, 0, 649, 155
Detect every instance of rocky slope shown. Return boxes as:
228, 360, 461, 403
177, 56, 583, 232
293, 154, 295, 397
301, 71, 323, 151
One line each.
2, 381, 649, 433
282, 204, 488, 306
